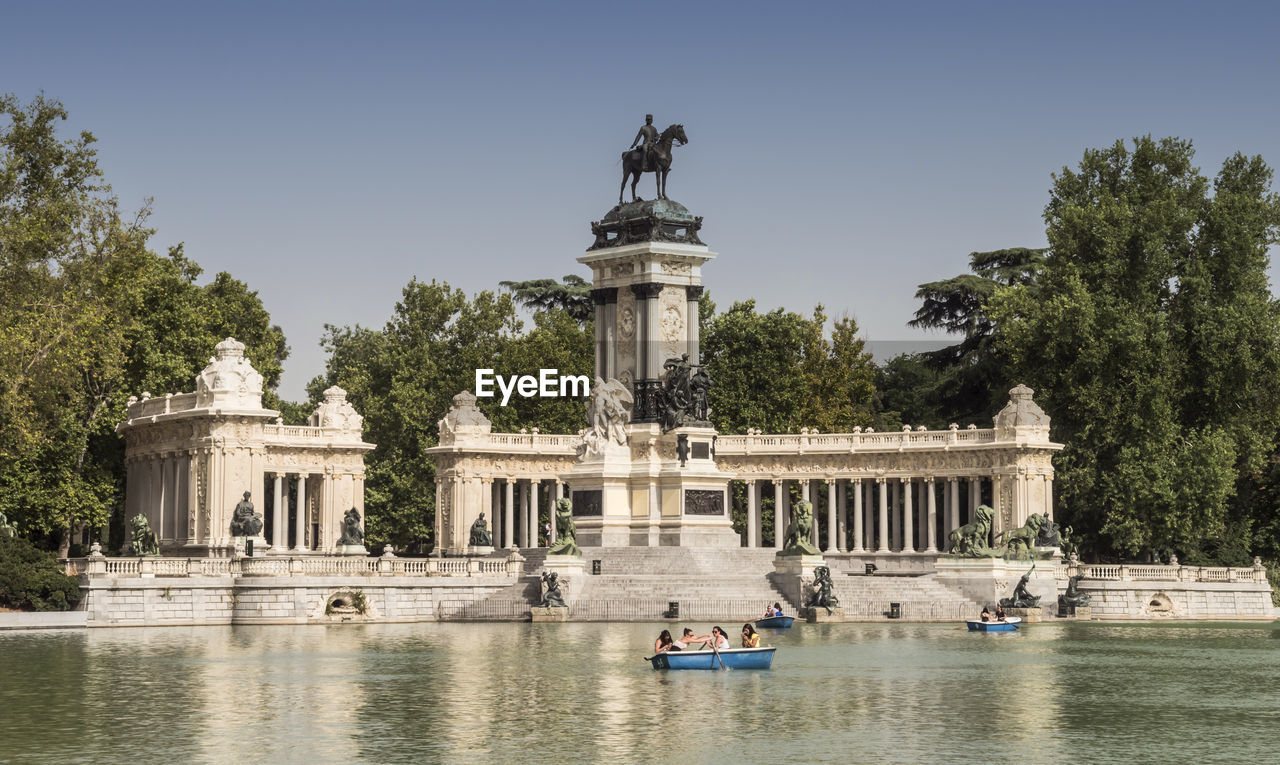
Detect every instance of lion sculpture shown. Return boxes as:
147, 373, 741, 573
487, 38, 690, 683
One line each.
946, 505, 995, 556
994, 513, 1045, 560
130, 514, 160, 557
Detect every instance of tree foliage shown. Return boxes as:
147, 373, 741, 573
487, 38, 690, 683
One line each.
989, 137, 1280, 559
0, 94, 289, 553
0, 533, 82, 611
311, 280, 592, 551
499, 274, 593, 324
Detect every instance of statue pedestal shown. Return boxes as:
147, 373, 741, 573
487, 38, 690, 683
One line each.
805, 607, 845, 623
935, 557, 1059, 617
234, 535, 269, 557
531, 606, 569, 622
467, 545, 495, 557
542, 555, 587, 607
1005, 607, 1042, 623
773, 554, 825, 610
1058, 604, 1092, 620
337, 544, 368, 556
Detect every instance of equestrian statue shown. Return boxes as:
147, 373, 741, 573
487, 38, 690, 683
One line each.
620, 114, 688, 204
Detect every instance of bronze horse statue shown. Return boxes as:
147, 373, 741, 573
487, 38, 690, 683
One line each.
620, 124, 687, 204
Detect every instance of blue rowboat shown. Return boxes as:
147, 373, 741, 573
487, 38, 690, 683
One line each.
755, 615, 795, 629
966, 616, 1022, 632
647, 646, 776, 670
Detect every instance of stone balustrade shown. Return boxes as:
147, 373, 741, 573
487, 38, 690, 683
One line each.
63, 554, 524, 579
1055, 561, 1267, 584
716, 427, 1002, 454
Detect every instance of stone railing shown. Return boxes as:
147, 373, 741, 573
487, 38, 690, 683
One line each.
716, 427, 1003, 455
435, 431, 581, 454
1057, 561, 1267, 584
64, 554, 524, 579
125, 392, 199, 419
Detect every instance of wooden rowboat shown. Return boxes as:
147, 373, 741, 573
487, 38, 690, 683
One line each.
647, 646, 777, 670
966, 617, 1022, 632
754, 615, 795, 629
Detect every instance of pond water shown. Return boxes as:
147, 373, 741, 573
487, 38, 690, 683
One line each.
2, 621, 1278, 764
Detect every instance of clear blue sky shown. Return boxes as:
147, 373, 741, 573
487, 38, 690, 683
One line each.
6, 1, 1279, 399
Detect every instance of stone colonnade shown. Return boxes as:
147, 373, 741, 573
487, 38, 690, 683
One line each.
485, 478, 567, 548
262, 470, 367, 552
736, 475, 1012, 553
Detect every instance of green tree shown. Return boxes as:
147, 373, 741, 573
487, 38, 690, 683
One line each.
990, 137, 1280, 559
499, 275, 593, 324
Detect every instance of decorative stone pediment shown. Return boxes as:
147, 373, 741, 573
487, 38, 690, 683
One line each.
439, 391, 492, 443
309, 385, 364, 433
194, 338, 264, 410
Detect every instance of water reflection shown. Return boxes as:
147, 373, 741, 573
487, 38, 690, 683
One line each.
2, 622, 1278, 763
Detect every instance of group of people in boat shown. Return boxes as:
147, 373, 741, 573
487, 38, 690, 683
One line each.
654, 624, 761, 653
979, 604, 1008, 622
761, 602, 784, 618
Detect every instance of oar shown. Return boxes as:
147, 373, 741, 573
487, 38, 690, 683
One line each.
709, 639, 726, 671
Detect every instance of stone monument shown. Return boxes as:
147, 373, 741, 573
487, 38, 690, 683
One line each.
230, 490, 268, 556
336, 507, 368, 556
541, 498, 586, 612
468, 511, 494, 556
569, 141, 738, 547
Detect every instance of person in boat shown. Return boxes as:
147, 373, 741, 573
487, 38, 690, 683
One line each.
706, 626, 730, 650
671, 627, 704, 651
741, 624, 760, 648
654, 629, 675, 654
980, 606, 993, 622
994, 604, 1007, 622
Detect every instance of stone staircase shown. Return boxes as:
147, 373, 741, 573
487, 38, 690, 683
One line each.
451, 546, 984, 623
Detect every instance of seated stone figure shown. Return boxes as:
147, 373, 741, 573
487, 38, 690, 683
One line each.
229, 491, 263, 537
1034, 514, 1063, 547
547, 498, 579, 556
540, 571, 567, 608
781, 500, 820, 556
807, 565, 840, 614
469, 512, 493, 547
131, 514, 159, 557
337, 507, 364, 546
1058, 574, 1092, 609
999, 565, 1042, 609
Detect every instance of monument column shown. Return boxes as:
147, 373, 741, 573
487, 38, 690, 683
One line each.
686, 286, 703, 365
746, 481, 759, 548
591, 289, 607, 377
836, 480, 847, 552
851, 478, 864, 552
530, 480, 540, 547
902, 478, 914, 553
825, 479, 837, 552
272, 474, 284, 550
948, 478, 959, 533
603, 290, 618, 380
925, 477, 938, 552
773, 480, 784, 549
504, 479, 515, 550
876, 478, 889, 553
293, 474, 307, 551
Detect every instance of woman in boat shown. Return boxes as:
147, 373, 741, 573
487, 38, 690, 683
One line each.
741, 624, 760, 648
707, 626, 730, 650
994, 604, 1007, 622
980, 606, 993, 622
654, 629, 675, 654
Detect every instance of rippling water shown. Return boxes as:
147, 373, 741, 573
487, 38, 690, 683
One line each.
2, 621, 1278, 764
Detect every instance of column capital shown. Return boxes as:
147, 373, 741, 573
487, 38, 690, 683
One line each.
685, 285, 705, 300
591, 287, 618, 305
823, 477, 835, 485
630, 281, 664, 300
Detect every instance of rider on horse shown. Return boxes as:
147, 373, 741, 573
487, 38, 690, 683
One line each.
630, 114, 659, 171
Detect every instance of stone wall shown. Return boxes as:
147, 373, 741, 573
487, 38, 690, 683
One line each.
81, 576, 518, 627
1075, 579, 1273, 620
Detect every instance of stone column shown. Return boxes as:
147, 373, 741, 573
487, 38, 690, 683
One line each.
851, 479, 864, 552
773, 480, 784, 549
502, 479, 514, 550
969, 477, 980, 518
686, 286, 703, 365
925, 477, 938, 552
603, 290, 618, 380
150, 458, 163, 545
947, 478, 959, 533
272, 474, 284, 549
294, 474, 307, 551
747, 481, 759, 548
631, 282, 665, 380
1045, 475, 1054, 521
810, 480, 820, 548
902, 478, 914, 553
890, 480, 901, 551
530, 479, 540, 547
592, 288, 607, 378
836, 480, 847, 553
518, 480, 529, 548
186, 451, 200, 545
825, 480, 837, 552
802, 480, 811, 503
877, 478, 889, 553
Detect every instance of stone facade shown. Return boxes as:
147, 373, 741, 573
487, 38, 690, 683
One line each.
117, 338, 375, 556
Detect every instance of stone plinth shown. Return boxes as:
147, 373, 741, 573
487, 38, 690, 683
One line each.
542, 555, 587, 607
466, 545, 495, 557
1058, 605, 1092, 620
235, 536, 269, 557
805, 606, 845, 623
1005, 607, 1041, 623
934, 557, 1059, 618
337, 544, 368, 556
773, 553, 825, 609
531, 606, 569, 622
